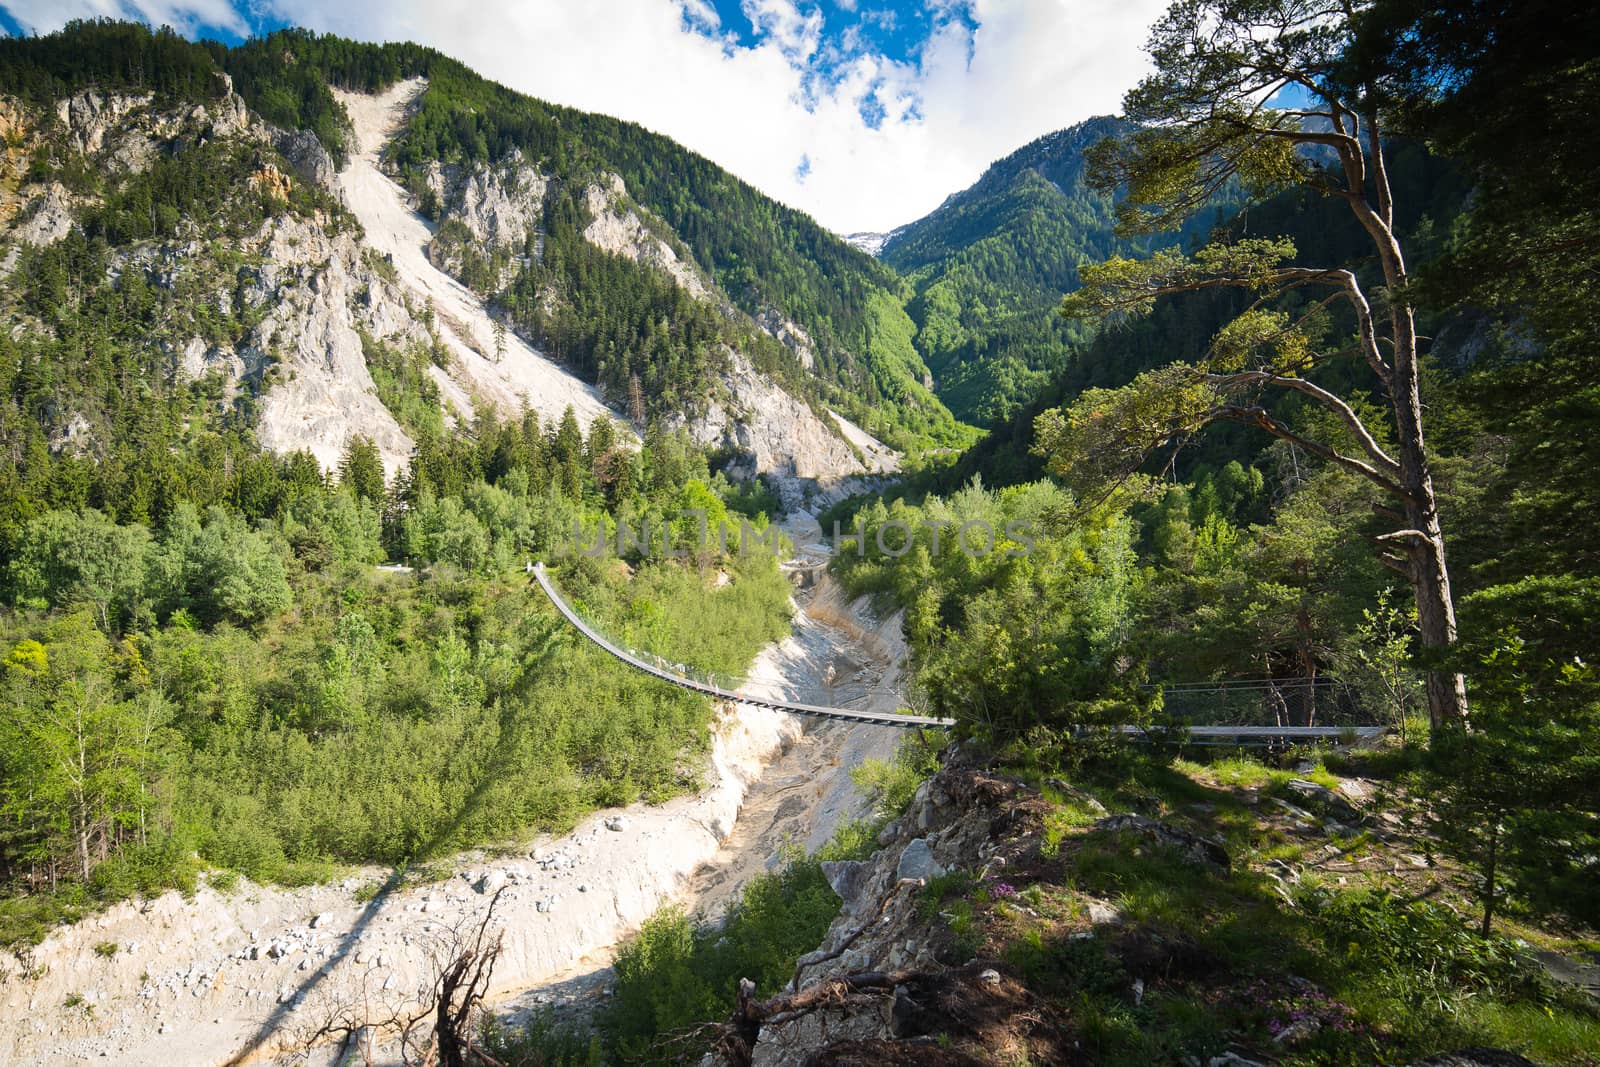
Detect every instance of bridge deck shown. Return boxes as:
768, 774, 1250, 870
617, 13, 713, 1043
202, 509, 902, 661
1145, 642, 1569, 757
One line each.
1114, 725, 1387, 743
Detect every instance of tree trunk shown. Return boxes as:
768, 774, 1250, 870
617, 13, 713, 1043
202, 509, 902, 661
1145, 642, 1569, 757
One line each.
77, 813, 91, 883
1480, 817, 1499, 937
1341, 122, 1470, 732
1297, 641, 1318, 727
1390, 306, 1469, 729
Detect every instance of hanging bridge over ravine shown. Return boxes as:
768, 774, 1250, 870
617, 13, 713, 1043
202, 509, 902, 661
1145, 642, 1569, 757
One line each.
533, 563, 1387, 744
532, 563, 955, 730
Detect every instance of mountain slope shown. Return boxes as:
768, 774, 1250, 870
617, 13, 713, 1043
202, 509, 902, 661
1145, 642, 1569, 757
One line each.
931, 136, 1470, 495
0, 57, 438, 505
0, 22, 957, 513
223, 29, 968, 454
332, 78, 614, 435
882, 117, 1226, 426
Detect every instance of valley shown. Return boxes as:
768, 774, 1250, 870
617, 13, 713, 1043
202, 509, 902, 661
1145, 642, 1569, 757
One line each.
1, 8, 1597, 1067
0, 540, 906, 1066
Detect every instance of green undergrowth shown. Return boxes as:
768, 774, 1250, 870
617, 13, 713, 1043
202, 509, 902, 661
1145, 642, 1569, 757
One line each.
849, 727, 946, 821
944, 748, 1600, 1066
0, 556, 791, 949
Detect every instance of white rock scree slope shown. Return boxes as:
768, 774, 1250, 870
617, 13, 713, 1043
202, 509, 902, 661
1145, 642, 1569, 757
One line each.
334, 79, 619, 435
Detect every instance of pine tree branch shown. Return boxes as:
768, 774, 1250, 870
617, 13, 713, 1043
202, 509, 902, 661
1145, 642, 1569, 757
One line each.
1212, 403, 1409, 500
1203, 370, 1401, 476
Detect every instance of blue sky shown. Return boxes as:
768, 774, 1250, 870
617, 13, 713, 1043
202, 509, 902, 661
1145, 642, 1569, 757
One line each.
690, 0, 981, 118
0, 0, 1169, 232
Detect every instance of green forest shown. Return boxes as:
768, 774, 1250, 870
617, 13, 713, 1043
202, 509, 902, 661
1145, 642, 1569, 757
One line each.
822, 0, 1599, 931
0, 389, 798, 942
500, 0, 1600, 1061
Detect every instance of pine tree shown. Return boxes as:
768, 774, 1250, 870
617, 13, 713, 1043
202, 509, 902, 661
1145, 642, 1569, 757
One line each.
338, 436, 386, 504
1035, 0, 1470, 729
551, 406, 585, 500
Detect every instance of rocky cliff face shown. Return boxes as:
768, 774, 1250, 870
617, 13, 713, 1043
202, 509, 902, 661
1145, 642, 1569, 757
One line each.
2, 70, 900, 495
405, 110, 900, 498
419, 150, 547, 288
55, 80, 256, 168
579, 172, 712, 301
334, 80, 619, 441
247, 217, 424, 477
673, 351, 896, 509
0, 82, 432, 477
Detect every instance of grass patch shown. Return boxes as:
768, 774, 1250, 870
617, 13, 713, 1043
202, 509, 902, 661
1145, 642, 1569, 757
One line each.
851, 729, 945, 821
0, 892, 88, 951
1458, 998, 1600, 1065
1040, 799, 1107, 858
981, 754, 1600, 1065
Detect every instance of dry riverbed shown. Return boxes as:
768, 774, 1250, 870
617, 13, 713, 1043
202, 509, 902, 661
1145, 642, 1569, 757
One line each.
0, 555, 907, 1066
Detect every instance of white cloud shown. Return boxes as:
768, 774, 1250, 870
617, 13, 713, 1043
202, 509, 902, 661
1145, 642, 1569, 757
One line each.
678, 0, 720, 30
3, 0, 1167, 233
3, 0, 247, 36
741, 0, 824, 62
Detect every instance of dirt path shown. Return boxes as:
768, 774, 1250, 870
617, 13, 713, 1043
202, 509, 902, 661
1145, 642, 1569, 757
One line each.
334, 79, 619, 434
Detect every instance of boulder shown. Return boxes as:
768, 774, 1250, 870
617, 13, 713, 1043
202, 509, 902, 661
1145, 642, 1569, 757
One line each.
895, 838, 946, 883
1093, 815, 1230, 870
820, 860, 872, 915
1272, 1017, 1321, 1045
1285, 778, 1362, 822
476, 870, 508, 895
1335, 778, 1369, 802
273, 128, 336, 189
1086, 899, 1123, 926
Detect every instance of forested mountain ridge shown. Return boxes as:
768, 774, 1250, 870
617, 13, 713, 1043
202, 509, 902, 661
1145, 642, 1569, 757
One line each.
0, 19, 839, 961
0, 21, 955, 527
878, 116, 1228, 426
0, 40, 441, 516
232, 28, 970, 455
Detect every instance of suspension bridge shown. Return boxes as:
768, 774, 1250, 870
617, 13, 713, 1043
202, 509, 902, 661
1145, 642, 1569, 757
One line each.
533, 563, 1386, 744
532, 563, 953, 730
